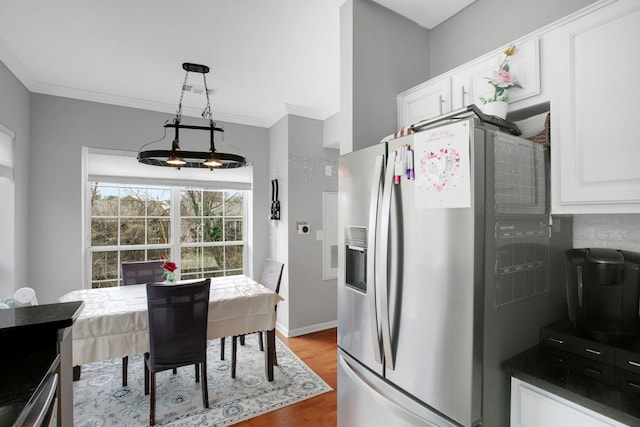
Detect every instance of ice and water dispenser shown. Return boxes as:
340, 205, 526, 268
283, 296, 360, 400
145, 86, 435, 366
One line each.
566, 248, 640, 344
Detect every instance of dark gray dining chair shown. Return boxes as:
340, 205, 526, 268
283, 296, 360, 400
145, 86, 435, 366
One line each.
144, 279, 211, 426
120, 260, 164, 386
222, 259, 284, 378
122, 260, 165, 286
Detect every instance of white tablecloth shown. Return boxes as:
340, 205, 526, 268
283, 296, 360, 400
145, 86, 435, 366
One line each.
58, 275, 283, 366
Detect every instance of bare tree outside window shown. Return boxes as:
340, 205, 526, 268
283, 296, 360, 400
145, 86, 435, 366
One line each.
89, 183, 244, 288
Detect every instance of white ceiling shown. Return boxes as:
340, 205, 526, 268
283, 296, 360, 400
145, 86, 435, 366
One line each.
0, 0, 473, 128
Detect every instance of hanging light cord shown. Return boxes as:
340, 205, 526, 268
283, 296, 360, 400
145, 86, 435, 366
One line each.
176, 70, 190, 122
137, 121, 169, 155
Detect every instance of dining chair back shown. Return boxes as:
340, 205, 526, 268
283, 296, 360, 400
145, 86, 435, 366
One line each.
260, 258, 285, 295
119, 260, 165, 386
227, 259, 284, 378
144, 279, 211, 426
13, 287, 38, 306
121, 260, 164, 286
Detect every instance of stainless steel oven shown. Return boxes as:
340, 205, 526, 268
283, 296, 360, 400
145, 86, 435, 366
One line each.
14, 356, 59, 427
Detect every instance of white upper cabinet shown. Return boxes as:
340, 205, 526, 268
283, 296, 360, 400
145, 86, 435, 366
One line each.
549, 0, 640, 213
397, 77, 451, 129
397, 38, 540, 129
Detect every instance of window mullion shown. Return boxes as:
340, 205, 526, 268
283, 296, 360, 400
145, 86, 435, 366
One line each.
171, 187, 181, 275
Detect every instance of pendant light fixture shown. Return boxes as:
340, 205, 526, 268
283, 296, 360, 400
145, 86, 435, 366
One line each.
138, 63, 247, 169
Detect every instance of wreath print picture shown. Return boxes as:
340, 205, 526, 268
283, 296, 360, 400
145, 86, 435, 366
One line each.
422, 147, 462, 192
414, 121, 472, 209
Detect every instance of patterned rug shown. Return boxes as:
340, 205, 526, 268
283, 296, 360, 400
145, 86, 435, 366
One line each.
73, 335, 332, 426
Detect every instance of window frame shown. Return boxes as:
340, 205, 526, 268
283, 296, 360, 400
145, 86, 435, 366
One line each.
86, 182, 247, 288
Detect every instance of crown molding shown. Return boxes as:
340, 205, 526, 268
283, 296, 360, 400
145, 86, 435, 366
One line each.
2, 37, 339, 129
0, 37, 38, 91
265, 103, 340, 127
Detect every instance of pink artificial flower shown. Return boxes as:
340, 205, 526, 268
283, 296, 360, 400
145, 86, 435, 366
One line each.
491, 69, 517, 88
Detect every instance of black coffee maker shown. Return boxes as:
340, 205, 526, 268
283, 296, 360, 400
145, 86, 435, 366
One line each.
566, 248, 640, 344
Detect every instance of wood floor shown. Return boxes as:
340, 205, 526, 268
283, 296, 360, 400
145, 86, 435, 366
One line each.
235, 328, 338, 427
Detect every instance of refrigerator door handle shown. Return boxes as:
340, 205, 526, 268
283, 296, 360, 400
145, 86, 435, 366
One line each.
378, 151, 396, 370
367, 154, 384, 364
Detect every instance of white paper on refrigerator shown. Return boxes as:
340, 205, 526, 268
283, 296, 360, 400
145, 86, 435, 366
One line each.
414, 120, 471, 209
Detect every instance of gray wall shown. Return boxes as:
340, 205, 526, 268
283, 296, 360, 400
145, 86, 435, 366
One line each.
269, 116, 290, 330
28, 94, 270, 303
269, 114, 339, 336
287, 115, 338, 334
0, 61, 30, 298
341, 0, 430, 154
429, 0, 598, 76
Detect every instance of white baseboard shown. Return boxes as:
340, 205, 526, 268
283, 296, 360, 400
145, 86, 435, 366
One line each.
276, 319, 337, 338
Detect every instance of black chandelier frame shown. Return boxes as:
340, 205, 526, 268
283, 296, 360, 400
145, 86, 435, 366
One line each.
138, 63, 248, 169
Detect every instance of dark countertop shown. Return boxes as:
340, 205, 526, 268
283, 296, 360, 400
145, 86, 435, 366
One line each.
503, 344, 640, 426
0, 301, 83, 331
0, 301, 83, 427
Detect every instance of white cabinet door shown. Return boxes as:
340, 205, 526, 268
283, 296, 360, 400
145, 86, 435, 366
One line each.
550, 0, 640, 213
397, 77, 451, 129
511, 378, 627, 427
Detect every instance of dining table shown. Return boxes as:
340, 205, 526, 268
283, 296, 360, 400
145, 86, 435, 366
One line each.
58, 275, 283, 381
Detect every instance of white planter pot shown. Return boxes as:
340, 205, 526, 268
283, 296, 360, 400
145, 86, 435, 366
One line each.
481, 101, 508, 119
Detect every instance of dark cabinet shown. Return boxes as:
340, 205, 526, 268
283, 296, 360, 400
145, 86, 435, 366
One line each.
0, 302, 83, 427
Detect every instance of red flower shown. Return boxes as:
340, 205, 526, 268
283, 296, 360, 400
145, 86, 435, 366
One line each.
162, 260, 177, 272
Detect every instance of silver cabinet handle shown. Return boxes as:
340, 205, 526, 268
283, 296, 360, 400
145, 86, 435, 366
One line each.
628, 360, 640, 368
460, 86, 467, 107
367, 155, 384, 364
438, 95, 444, 116
549, 337, 564, 344
585, 348, 601, 355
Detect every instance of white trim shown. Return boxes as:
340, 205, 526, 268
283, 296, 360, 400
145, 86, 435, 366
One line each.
281, 320, 337, 338
86, 147, 253, 190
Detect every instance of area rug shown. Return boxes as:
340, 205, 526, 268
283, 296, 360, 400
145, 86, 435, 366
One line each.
73, 334, 332, 426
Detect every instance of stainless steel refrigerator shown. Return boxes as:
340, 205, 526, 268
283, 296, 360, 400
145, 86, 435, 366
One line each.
337, 109, 572, 427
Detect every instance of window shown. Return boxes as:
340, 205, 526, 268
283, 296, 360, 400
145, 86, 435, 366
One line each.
179, 188, 244, 279
0, 122, 13, 180
0, 124, 15, 289
89, 182, 245, 288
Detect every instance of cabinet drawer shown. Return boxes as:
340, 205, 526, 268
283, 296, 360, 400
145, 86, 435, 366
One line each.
573, 357, 616, 386
540, 328, 576, 352
615, 368, 640, 394
574, 338, 616, 365
616, 348, 640, 375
